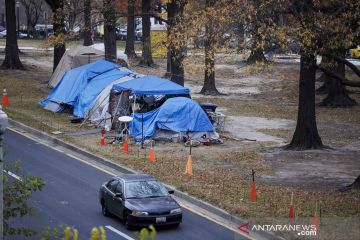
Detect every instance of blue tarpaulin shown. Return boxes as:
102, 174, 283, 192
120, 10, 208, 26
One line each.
40, 60, 120, 107
72, 68, 131, 117
130, 97, 214, 140
112, 75, 190, 95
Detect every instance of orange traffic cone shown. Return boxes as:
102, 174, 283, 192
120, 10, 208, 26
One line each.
289, 192, 295, 218
100, 128, 106, 145
184, 154, 193, 175
250, 182, 257, 202
123, 137, 129, 153
312, 203, 319, 229
250, 169, 257, 202
149, 147, 155, 162
2, 88, 9, 108
313, 213, 319, 229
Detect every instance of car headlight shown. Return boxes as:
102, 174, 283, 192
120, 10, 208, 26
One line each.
131, 210, 149, 216
170, 208, 182, 214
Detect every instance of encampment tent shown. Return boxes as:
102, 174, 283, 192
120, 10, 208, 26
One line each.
73, 67, 134, 118
112, 75, 190, 95
86, 70, 146, 125
40, 60, 123, 112
48, 45, 104, 88
130, 97, 217, 141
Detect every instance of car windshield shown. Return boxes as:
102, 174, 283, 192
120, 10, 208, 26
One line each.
125, 180, 169, 199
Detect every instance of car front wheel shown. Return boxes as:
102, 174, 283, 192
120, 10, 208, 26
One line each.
102, 202, 110, 217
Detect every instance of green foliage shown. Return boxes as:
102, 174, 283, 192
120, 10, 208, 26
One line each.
3, 160, 45, 237
41, 226, 106, 240
136, 225, 157, 240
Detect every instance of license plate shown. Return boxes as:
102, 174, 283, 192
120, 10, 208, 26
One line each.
156, 217, 166, 223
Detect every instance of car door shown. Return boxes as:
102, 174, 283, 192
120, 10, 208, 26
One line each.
110, 180, 125, 218
104, 179, 119, 214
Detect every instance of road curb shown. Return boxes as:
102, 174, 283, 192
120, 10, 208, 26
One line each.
8, 119, 283, 240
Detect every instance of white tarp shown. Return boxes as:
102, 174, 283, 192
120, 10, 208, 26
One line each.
48, 45, 104, 88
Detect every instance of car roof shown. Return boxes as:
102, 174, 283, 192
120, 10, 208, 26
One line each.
113, 173, 156, 182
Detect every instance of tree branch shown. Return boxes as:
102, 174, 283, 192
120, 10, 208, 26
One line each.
318, 66, 360, 87
324, 54, 360, 78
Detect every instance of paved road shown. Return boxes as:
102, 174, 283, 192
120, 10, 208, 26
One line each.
4, 129, 247, 240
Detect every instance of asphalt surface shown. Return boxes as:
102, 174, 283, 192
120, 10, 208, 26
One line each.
4, 129, 247, 240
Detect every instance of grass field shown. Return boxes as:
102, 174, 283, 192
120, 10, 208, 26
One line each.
0, 52, 359, 239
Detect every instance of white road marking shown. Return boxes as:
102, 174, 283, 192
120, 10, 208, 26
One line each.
105, 225, 135, 240
4, 170, 23, 181
8, 128, 252, 238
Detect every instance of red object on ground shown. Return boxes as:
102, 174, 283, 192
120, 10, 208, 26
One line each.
149, 147, 155, 162
313, 213, 319, 229
2, 88, 9, 107
123, 137, 129, 153
100, 130, 106, 145
251, 182, 257, 202
289, 205, 295, 218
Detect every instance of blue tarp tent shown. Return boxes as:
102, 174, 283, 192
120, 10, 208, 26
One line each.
72, 68, 131, 117
130, 97, 214, 140
40, 60, 120, 108
112, 75, 190, 95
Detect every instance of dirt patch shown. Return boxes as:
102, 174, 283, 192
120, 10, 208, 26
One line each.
1, 50, 360, 239
262, 148, 360, 189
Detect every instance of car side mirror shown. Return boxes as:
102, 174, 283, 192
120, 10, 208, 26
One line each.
168, 190, 174, 195
114, 193, 123, 199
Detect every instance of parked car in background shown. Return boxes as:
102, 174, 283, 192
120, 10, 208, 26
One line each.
116, 27, 127, 40
99, 174, 182, 229
135, 28, 142, 41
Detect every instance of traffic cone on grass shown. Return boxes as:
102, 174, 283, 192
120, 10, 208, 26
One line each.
289, 192, 295, 218
123, 136, 129, 153
185, 154, 193, 175
2, 88, 9, 108
250, 169, 257, 202
184, 140, 193, 175
149, 141, 155, 162
100, 128, 106, 145
313, 203, 319, 229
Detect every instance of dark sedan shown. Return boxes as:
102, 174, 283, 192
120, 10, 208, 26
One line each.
99, 174, 182, 228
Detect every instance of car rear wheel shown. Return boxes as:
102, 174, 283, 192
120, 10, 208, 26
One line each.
102, 202, 110, 217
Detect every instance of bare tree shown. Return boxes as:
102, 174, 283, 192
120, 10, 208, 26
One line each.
19, 0, 43, 37
125, 0, 137, 58
139, 0, 154, 66
83, 0, 92, 46
1, 0, 24, 69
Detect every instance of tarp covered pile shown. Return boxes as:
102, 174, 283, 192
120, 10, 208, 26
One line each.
41, 57, 218, 141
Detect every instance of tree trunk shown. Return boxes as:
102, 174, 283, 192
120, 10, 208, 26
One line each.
125, 0, 136, 59
316, 56, 333, 94
83, 0, 92, 46
247, 47, 267, 64
1, 0, 24, 69
287, 53, 323, 150
318, 51, 357, 107
103, 0, 117, 61
246, 25, 267, 64
140, 0, 154, 66
52, 1, 66, 72
200, 0, 219, 95
316, 74, 332, 94
166, 0, 186, 86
